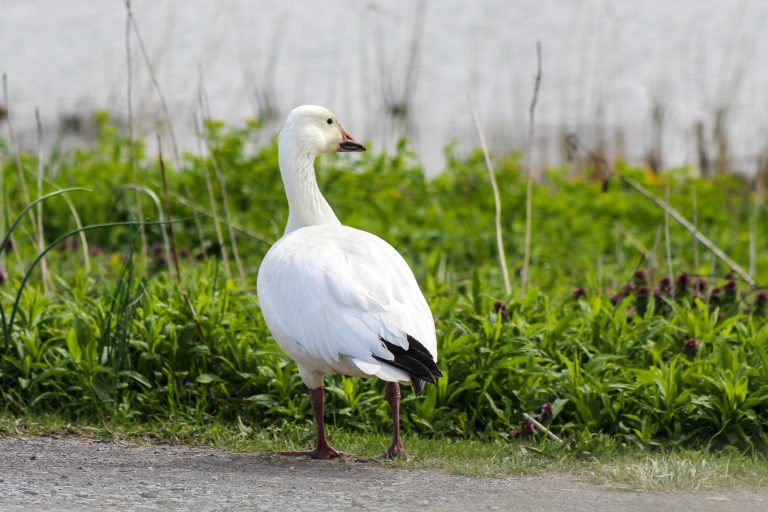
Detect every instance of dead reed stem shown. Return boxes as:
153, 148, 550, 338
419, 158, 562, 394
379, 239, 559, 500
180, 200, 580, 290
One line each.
160, 187, 271, 246
622, 173, 754, 286
692, 189, 700, 271
157, 137, 180, 280
3, 75, 42, 264
614, 223, 652, 260
570, 135, 755, 286
198, 77, 246, 281
467, 95, 511, 296
158, 137, 205, 339
193, 112, 232, 279
522, 41, 542, 294
124, 185, 170, 271
61, 193, 91, 273
749, 194, 757, 277
648, 226, 662, 283
124, 1, 148, 271
664, 187, 673, 296
0, 141, 4, 270
124, 0, 179, 165
123, 0, 208, 257
34, 110, 52, 293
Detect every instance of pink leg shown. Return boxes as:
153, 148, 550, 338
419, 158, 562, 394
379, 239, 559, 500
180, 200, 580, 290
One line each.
280, 387, 341, 460
383, 382, 407, 459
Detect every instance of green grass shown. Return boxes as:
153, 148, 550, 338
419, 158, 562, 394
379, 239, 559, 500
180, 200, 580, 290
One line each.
2, 413, 766, 491
1, 116, 768, 469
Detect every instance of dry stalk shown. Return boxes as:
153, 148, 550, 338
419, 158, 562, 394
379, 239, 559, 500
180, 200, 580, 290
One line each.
123, 185, 170, 271
467, 95, 511, 296
570, 135, 755, 286
623, 173, 753, 286
664, 187, 673, 296
749, 194, 757, 277
123, 0, 208, 255
648, 226, 662, 283
198, 76, 245, 281
157, 136, 181, 280
158, 137, 205, 339
159, 186, 272, 246
692, 189, 700, 271
34, 110, 53, 293
61, 193, 91, 273
613, 223, 652, 260
3, 75, 42, 262
193, 112, 232, 279
0, 140, 4, 270
124, 1, 148, 270
522, 41, 542, 294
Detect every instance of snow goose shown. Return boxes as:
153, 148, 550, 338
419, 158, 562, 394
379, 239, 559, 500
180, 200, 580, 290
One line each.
257, 105, 441, 459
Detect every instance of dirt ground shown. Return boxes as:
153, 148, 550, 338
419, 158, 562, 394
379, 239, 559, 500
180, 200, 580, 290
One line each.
1, 437, 766, 512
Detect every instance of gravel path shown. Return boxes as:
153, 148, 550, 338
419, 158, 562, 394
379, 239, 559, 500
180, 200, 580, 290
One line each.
1, 437, 766, 512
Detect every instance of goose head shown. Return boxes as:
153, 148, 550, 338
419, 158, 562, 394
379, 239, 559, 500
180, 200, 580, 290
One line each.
279, 105, 365, 156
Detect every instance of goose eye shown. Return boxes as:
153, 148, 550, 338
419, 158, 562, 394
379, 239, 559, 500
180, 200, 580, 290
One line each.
326, 118, 333, 125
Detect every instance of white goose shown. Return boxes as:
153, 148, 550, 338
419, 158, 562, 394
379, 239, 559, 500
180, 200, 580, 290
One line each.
257, 105, 441, 459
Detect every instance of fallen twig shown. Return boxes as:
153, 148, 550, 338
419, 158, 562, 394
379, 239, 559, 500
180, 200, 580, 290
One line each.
523, 413, 562, 443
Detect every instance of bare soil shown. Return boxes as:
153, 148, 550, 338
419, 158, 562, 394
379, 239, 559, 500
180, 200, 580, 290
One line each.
1, 437, 766, 512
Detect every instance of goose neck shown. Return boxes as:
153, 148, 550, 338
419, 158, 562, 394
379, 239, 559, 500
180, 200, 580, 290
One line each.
279, 138, 340, 235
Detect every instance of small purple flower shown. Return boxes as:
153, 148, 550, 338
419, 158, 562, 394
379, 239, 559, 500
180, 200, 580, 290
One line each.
573, 287, 587, 300
538, 403, 553, 422
682, 338, 700, 357
632, 271, 648, 289
610, 293, 623, 306
0, 265, 7, 286
493, 300, 508, 319
724, 279, 738, 300
88, 246, 102, 257
151, 243, 164, 256
522, 418, 536, 435
635, 285, 650, 315
693, 278, 707, 297
755, 291, 768, 315
511, 418, 536, 439
659, 276, 672, 295
5, 238, 14, 252
675, 273, 690, 295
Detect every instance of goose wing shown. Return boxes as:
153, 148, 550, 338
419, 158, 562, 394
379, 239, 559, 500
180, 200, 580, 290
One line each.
257, 224, 438, 384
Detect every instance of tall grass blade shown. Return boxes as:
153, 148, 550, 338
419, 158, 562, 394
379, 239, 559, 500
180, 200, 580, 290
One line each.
4, 216, 198, 347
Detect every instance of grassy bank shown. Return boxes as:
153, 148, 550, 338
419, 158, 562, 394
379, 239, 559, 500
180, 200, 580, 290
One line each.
1, 118, 768, 456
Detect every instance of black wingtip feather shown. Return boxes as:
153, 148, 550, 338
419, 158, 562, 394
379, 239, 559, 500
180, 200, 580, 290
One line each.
412, 378, 425, 396
375, 335, 442, 392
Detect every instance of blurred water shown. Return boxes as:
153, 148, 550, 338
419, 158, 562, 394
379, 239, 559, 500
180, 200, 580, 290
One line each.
1, 0, 767, 174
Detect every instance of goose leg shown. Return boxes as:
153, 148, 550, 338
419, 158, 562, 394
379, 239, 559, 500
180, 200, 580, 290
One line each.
383, 382, 407, 459
280, 387, 341, 459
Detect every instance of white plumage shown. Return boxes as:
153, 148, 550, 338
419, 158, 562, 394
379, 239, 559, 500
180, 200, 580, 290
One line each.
256, 105, 440, 459
258, 224, 437, 389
